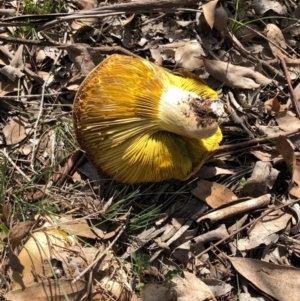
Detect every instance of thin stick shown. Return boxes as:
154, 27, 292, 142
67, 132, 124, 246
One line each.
0, 149, 31, 181
194, 198, 300, 259
278, 55, 300, 118
30, 29, 68, 172
217, 128, 300, 152
72, 210, 130, 283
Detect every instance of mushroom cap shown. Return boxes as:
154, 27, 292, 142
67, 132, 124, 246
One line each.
73, 54, 223, 183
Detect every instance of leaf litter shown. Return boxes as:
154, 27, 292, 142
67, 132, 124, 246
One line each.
1, 0, 300, 300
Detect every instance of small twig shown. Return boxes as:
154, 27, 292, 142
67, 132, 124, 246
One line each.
0, 149, 31, 181
194, 198, 300, 259
227, 19, 291, 58
0, 91, 71, 100
225, 29, 285, 79
278, 55, 300, 118
0, 9, 15, 15
225, 94, 254, 138
52, 149, 85, 186
217, 128, 300, 152
72, 210, 130, 283
0, 35, 56, 46
33, 0, 203, 31
30, 29, 68, 172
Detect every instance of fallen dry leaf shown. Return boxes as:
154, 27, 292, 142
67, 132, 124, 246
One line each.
175, 40, 203, 71
202, 278, 232, 298
241, 161, 279, 197
0, 44, 24, 81
65, 44, 103, 76
213, 4, 228, 32
202, 0, 218, 29
173, 271, 216, 301
203, 59, 272, 89
141, 283, 176, 301
191, 179, 237, 208
252, 0, 287, 15
57, 216, 97, 239
229, 257, 300, 301
265, 23, 286, 57
236, 210, 291, 251
264, 97, 281, 116
276, 111, 300, 132
4, 279, 86, 301
250, 149, 280, 162
8, 220, 34, 250
196, 166, 234, 179
275, 135, 299, 195
3, 118, 27, 145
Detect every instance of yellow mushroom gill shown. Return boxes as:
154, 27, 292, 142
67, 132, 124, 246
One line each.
73, 54, 223, 183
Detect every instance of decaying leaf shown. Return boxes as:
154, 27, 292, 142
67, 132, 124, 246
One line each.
192, 179, 237, 208
95, 252, 132, 301
203, 59, 272, 89
230, 257, 300, 301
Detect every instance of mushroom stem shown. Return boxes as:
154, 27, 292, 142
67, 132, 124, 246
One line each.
159, 85, 224, 139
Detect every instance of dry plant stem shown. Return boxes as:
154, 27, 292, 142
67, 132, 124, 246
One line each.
217, 128, 300, 152
226, 30, 285, 79
0, 35, 55, 46
278, 55, 300, 118
0, 9, 15, 15
36, 0, 203, 31
0, 149, 31, 181
213, 144, 264, 159
0, 46, 45, 86
72, 212, 130, 283
225, 94, 254, 138
195, 198, 300, 259
30, 30, 68, 172
0, 32, 140, 59
228, 90, 244, 113
227, 20, 291, 58
93, 45, 141, 58
53, 149, 85, 186
0, 92, 70, 100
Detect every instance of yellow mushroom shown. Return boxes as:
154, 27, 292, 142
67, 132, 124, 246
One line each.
73, 54, 223, 183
